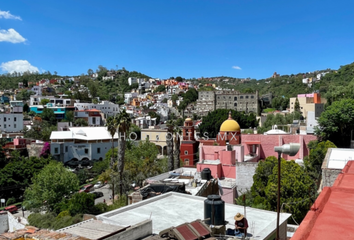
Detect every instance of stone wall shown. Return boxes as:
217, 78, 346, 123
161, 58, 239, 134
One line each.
27, 143, 44, 158
235, 162, 258, 197
322, 168, 341, 189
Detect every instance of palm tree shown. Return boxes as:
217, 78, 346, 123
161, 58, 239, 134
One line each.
106, 116, 118, 169
173, 124, 182, 169
116, 109, 131, 196
166, 120, 174, 171
105, 116, 118, 202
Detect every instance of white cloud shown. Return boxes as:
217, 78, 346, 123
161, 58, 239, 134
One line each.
232, 66, 242, 70
1, 60, 39, 73
0, 28, 26, 43
0, 10, 22, 20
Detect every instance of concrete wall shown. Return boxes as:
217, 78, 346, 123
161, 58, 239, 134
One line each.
235, 162, 258, 197
0, 212, 9, 234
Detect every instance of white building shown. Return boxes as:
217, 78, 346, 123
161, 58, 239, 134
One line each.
128, 77, 145, 86
29, 86, 43, 96
50, 127, 118, 164
124, 92, 138, 104
30, 95, 74, 106
74, 101, 120, 117
133, 116, 157, 129
0, 113, 23, 133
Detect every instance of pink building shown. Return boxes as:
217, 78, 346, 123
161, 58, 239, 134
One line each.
241, 134, 317, 161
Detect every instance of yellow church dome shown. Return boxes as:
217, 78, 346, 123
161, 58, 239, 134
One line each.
220, 112, 240, 132
185, 118, 192, 121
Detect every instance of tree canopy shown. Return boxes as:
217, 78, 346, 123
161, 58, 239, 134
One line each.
315, 99, 354, 147
199, 109, 258, 138
24, 161, 79, 211
246, 156, 316, 223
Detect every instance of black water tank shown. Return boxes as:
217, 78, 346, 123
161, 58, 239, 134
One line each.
201, 168, 212, 180
204, 195, 225, 225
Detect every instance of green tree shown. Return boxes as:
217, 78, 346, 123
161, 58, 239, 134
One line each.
249, 156, 316, 223
41, 108, 56, 125
166, 120, 174, 171
24, 161, 79, 211
23, 103, 29, 113
65, 110, 74, 122
294, 97, 300, 112
304, 140, 337, 180
116, 110, 131, 195
124, 139, 163, 186
40, 98, 50, 105
105, 116, 118, 169
74, 118, 88, 127
315, 99, 354, 147
199, 109, 258, 138
88, 80, 99, 98
155, 85, 166, 93
66, 192, 95, 216
175, 76, 183, 82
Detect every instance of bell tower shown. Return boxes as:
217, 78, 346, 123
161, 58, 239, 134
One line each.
180, 118, 199, 167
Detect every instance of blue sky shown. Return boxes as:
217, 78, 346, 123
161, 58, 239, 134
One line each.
1, 0, 354, 80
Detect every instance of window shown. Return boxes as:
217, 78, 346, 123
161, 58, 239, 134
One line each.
146, 135, 149, 140
234, 103, 237, 106
97, 148, 101, 154
156, 135, 159, 141
14, 117, 16, 121
85, 149, 88, 154
65, 146, 68, 152
301, 107, 303, 109
4, 118, 6, 122
240, 96, 244, 99
14, 124, 16, 128
4, 124, 6, 128
234, 97, 237, 101
291, 102, 293, 104
55, 148, 58, 154
184, 159, 190, 166
251, 96, 254, 99
246, 96, 249, 99
184, 150, 188, 155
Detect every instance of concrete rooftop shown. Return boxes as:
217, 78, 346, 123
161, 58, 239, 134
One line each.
96, 192, 290, 239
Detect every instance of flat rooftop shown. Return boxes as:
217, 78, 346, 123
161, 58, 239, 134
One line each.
323, 148, 354, 169
96, 192, 290, 239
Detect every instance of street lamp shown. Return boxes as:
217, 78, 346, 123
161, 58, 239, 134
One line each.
274, 143, 300, 240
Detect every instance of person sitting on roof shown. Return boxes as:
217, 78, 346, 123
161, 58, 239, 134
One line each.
234, 212, 248, 237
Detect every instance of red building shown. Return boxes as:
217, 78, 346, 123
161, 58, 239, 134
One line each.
180, 118, 199, 167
